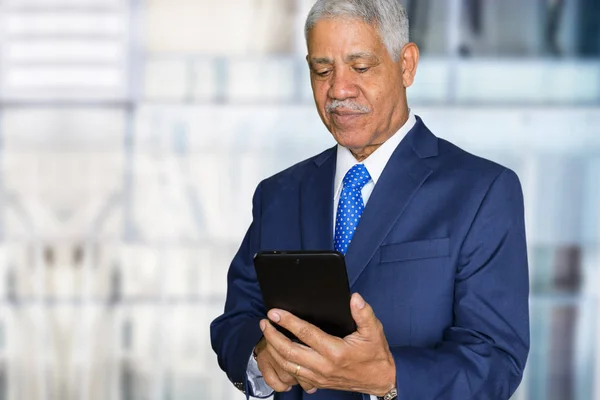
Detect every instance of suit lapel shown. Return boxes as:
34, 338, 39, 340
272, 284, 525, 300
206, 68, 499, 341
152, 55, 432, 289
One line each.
345, 118, 438, 287
300, 147, 336, 250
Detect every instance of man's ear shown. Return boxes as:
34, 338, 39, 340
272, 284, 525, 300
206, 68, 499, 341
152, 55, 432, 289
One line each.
400, 43, 420, 88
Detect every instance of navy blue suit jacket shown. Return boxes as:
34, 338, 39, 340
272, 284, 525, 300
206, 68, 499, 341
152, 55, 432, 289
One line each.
210, 117, 530, 400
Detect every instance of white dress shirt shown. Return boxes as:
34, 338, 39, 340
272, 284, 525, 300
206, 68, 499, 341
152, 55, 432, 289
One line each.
333, 110, 416, 231
247, 110, 417, 398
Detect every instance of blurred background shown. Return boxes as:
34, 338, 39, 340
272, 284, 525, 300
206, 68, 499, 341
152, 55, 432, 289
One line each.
0, 0, 598, 399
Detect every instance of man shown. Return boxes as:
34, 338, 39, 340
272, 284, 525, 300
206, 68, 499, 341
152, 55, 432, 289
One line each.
211, 0, 529, 399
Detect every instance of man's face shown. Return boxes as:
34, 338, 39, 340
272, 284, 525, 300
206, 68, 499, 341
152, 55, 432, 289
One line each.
306, 18, 409, 151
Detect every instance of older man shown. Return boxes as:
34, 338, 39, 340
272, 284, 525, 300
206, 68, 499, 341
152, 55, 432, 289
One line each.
210, 1, 529, 399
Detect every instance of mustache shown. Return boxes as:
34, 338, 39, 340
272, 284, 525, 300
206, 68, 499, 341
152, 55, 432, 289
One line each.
326, 100, 370, 114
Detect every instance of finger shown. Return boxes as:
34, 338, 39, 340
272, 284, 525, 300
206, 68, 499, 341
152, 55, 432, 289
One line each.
350, 293, 380, 335
256, 334, 297, 389
258, 358, 293, 393
273, 365, 297, 387
268, 309, 341, 353
266, 340, 314, 380
266, 347, 298, 387
298, 378, 318, 394
262, 319, 324, 368
265, 341, 323, 391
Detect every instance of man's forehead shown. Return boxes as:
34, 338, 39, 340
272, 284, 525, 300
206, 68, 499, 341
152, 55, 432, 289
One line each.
309, 51, 380, 65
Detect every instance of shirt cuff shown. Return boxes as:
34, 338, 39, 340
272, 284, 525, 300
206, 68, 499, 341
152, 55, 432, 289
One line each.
246, 350, 275, 397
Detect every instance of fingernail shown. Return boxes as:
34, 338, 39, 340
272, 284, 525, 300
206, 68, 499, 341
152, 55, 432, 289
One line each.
354, 293, 365, 309
286, 386, 292, 392
269, 311, 281, 323
260, 320, 266, 331
307, 388, 317, 394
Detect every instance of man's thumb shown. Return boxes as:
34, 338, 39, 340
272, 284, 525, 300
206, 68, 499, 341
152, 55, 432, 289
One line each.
350, 293, 377, 333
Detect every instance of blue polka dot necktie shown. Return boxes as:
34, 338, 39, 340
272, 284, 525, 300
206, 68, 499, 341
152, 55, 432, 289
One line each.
334, 164, 372, 255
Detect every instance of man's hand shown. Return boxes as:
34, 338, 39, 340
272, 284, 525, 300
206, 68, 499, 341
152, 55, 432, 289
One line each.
259, 293, 396, 396
254, 336, 317, 394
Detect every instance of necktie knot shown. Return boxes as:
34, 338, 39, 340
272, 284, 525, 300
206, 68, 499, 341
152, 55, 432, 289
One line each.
342, 164, 371, 190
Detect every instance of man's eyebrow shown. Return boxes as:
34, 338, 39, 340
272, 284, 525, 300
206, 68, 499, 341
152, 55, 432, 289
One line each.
345, 52, 379, 62
309, 57, 334, 65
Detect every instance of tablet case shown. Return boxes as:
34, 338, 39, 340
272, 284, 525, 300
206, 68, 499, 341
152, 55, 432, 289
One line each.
254, 251, 356, 341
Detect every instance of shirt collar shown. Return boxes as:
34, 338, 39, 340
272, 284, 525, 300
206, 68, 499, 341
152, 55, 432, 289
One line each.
334, 110, 417, 196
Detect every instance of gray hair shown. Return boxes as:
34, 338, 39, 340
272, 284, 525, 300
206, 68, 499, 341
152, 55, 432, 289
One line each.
304, 0, 410, 62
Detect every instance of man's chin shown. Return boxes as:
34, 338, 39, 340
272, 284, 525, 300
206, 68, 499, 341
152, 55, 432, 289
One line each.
331, 131, 370, 150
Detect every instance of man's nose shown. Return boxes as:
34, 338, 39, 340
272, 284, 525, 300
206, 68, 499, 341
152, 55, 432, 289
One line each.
328, 69, 359, 100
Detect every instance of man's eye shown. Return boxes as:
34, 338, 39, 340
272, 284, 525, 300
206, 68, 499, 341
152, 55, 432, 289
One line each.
355, 67, 370, 73
316, 70, 332, 77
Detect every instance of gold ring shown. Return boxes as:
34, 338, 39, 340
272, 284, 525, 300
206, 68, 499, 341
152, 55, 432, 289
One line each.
294, 364, 301, 376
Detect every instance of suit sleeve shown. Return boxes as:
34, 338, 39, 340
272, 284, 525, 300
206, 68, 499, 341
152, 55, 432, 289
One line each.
210, 183, 270, 399
391, 168, 530, 400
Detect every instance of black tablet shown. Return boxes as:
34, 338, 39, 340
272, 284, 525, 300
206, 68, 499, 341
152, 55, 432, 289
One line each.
253, 250, 356, 341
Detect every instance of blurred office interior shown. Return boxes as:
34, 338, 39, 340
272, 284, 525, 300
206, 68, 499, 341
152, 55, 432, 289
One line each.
0, 0, 599, 399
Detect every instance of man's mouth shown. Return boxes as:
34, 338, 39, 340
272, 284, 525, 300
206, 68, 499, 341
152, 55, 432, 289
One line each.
330, 110, 365, 124
331, 109, 365, 116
